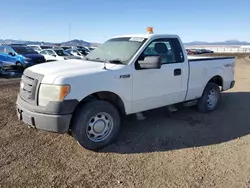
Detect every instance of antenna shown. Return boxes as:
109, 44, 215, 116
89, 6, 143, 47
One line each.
103, 59, 107, 69
103, 52, 109, 70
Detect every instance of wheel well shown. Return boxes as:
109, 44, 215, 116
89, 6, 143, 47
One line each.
79, 91, 126, 116
208, 76, 223, 88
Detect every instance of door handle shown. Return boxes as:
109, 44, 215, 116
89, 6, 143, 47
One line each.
174, 69, 181, 76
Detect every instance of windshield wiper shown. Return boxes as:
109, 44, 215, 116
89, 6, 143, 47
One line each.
108, 59, 124, 64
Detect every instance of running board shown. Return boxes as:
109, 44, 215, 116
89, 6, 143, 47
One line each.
182, 100, 198, 107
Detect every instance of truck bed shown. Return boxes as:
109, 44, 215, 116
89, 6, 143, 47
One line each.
188, 55, 235, 61
184, 55, 235, 102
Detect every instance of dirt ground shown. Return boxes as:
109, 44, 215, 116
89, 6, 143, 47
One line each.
0, 57, 250, 188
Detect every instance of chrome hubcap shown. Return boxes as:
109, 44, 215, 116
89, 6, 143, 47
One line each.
86, 112, 113, 142
207, 89, 218, 108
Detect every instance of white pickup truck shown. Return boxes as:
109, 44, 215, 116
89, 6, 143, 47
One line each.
16, 33, 235, 150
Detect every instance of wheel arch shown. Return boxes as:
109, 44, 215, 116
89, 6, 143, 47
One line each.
207, 75, 223, 89
198, 75, 223, 98
76, 91, 126, 116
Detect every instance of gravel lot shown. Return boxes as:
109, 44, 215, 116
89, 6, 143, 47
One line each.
0, 57, 250, 188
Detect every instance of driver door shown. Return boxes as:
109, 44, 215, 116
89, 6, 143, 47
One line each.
132, 38, 188, 113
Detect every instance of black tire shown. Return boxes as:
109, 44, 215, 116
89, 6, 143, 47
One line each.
197, 82, 221, 113
16, 62, 23, 71
71, 100, 121, 150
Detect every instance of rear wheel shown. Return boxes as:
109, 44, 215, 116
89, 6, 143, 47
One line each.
71, 100, 121, 150
197, 83, 221, 113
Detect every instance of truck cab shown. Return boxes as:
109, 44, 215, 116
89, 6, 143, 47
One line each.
16, 31, 235, 150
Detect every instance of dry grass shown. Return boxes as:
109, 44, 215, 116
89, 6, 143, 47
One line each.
0, 58, 250, 188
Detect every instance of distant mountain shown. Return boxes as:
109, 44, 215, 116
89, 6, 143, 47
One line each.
0, 39, 99, 47
1, 38, 249, 47
60, 39, 92, 47
184, 40, 250, 45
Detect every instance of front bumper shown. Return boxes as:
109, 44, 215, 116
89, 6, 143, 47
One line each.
16, 95, 78, 133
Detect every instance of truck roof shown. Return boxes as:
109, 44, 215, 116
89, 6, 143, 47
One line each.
110, 34, 179, 40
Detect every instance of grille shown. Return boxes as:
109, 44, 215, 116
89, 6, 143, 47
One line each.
19, 69, 44, 105
20, 75, 38, 102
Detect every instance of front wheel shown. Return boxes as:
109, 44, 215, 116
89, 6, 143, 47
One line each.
197, 83, 221, 113
16, 62, 23, 71
71, 100, 121, 150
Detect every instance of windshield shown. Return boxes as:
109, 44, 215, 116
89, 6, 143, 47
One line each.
54, 50, 70, 56
85, 37, 146, 64
29, 46, 40, 51
12, 47, 38, 54
62, 47, 71, 50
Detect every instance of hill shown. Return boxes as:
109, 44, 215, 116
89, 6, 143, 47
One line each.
0, 39, 98, 47
184, 40, 250, 45
1, 39, 249, 47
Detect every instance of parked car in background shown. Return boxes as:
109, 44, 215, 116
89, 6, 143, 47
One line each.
77, 47, 90, 56
61, 46, 72, 50
195, 49, 203, 54
86, 46, 97, 51
39, 49, 82, 61
200, 49, 214, 54
186, 49, 194, 55
0, 55, 16, 68
27, 45, 43, 53
66, 49, 87, 59
188, 48, 214, 55
0, 45, 46, 70
0, 61, 3, 74
40, 45, 53, 50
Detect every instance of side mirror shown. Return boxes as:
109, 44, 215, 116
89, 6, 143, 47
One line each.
8, 52, 15, 56
138, 56, 161, 69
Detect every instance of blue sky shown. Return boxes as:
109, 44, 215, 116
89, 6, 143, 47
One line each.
1, 0, 249, 43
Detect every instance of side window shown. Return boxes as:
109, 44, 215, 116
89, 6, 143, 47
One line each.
47, 50, 55, 56
140, 38, 184, 64
40, 51, 47, 55
5, 47, 14, 54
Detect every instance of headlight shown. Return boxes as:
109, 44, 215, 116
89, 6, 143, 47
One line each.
38, 84, 70, 106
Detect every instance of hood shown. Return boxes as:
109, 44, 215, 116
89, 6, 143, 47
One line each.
64, 56, 82, 60
27, 60, 120, 83
22, 54, 44, 59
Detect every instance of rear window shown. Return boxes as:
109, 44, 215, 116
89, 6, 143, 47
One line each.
29, 46, 40, 50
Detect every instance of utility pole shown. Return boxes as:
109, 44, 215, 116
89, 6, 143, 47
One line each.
68, 23, 71, 41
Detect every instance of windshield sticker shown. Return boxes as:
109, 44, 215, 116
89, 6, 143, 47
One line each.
129, 37, 145, 42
